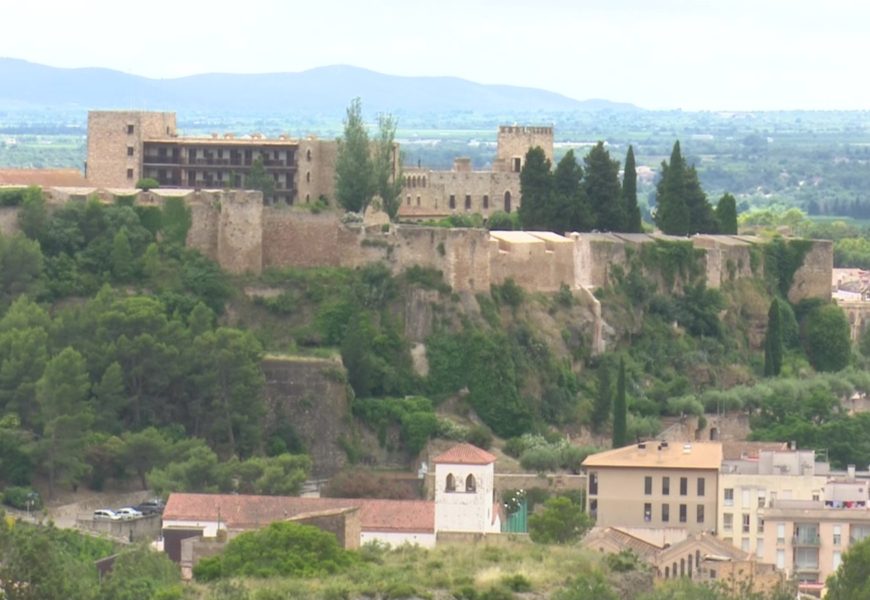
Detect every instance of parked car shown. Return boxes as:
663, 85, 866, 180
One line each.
93, 509, 122, 520
132, 499, 165, 515
115, 507, 143, 519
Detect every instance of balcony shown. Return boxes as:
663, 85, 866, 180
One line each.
793, 534, 821, 547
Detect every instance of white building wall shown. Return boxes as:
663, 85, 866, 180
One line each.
162, 518, 222, 537
434, 462, 498, 533
361, 530, 437, 549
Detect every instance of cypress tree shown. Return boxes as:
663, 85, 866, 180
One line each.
592, 362, 612, 434
764, 299, 783, 376
684, 165, 717, 233
612, 357, 628, 447
583, 142, 623, 231
553, 150, 592, 233
622, 145, 642, 233
517, 146, 553, 230
716, 193, 738, 235
655, 141, 690, 235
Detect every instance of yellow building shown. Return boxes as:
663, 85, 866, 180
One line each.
582, 442, 722, 535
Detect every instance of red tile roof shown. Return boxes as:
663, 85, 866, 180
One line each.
357, 500, 434, 533
433, 443, 496, 465
0, 169, 88, 187
163, 493, 435, 534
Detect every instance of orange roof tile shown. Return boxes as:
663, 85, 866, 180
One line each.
433, 443, 496, 465
0, 169, 87, 187
163, 493, 435, 534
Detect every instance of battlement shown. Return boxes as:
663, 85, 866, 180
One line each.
498, 126, 553, 136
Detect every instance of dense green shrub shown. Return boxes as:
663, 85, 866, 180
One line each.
529, 496, 593, 544
2, 485, 42, 510
193, 521, 355, 581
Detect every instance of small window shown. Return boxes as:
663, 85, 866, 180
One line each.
589, 472, 598, 495
723, 513, 733, 531
724, 488, 734, 506
662, 503, 670, 522
306, 171, 311, 183
697, 504, 705, 523
679, 504, 687, 523
416, 196, 421, 207
465, 194, 471, 210
127, 146, 134, 157
127, 124, 134, 134
662, 477, 670, 496
126, 168, 134, 179
306, 149, 312, 161
643, 503, 652, 522
483, 194, 489, 209
680, 477, 688, 496
776, 523, 785, 544
742, 514, 751, 533
446, 473, 456, 492
465, 474, 476, 492
449, 194, 456, 209
406, 195, 411, 206
512, 157, 521, 172
644, 476, 652, 495
697, 478, 705, 497
833, 525, 842, 546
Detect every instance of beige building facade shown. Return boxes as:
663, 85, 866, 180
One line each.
718, 449, 829, 556
583, 442, 722, 535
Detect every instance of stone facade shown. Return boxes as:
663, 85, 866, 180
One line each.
86, 111, 177, 187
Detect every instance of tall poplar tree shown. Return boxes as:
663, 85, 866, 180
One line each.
335, 98, 375, 213
373, 113, 404, 221
612, 357, 628, 448
764, 299, 783, 376
583, 142, 623, 231
622, 145, 642, 233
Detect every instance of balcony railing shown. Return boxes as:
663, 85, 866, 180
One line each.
793, 534, 821, 546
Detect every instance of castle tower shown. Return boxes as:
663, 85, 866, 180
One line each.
86, 111, 177, 187
433, 443, 500, 534
496, 125, 554, 173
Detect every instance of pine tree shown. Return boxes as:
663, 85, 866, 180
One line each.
517, 147, 553, 230
110, 227, 134, 282
622, 146, 642, 233
764, 299, 783, 376
716, 193, 738, 234
612, 357, 628, 448
583, 142, 623, 231
654, 141, 690, 235
592, 362, 612, 434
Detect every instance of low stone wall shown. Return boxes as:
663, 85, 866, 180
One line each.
76, 514, 162, 542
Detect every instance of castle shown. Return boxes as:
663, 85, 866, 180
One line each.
84, 111, 554, 219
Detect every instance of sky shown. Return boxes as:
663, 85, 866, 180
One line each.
4, 0, 870, 111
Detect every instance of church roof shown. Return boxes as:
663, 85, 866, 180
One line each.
433, 443, 496, 465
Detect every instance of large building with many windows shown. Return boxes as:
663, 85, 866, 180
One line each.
582, 441, 722, 535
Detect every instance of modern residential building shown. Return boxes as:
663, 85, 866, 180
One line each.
760, 469, 870, 597
582, 441, 722, 535
718, 447, 829, 556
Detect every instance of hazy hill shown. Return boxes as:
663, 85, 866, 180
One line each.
0, 58, 638, 114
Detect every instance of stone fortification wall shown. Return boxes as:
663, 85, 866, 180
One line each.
489, 231, 574, 292
185, 192, 221, 261
217, 191, 263, 275
496, 125, 554, 170
296, 138, 338, 205
261, 357, 353, 478
790, 238, 834, 303
261, 210, 343, 269
86, 111, 177, 187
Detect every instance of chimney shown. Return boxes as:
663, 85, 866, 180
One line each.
848, 464, 856, 480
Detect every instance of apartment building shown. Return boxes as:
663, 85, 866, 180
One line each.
718, 448, 829, 556
582, 442, 721, 535
760, 470, 870, 597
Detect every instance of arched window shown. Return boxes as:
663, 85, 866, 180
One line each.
680, 558, 685, 577
306, 149, 312, 162
446, 473, 456, 492
504, 191, 512, 213
664, 566, 670, 579
695, 550, 701, 569
306, 171, 310, 183
465, 474, 476, 492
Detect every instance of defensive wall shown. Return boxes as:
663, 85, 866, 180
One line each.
0, 186, 833, 303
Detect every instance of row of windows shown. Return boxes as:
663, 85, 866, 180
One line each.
643, 502, 705, 524
644, 476, 705, 497
722, 512, 763, 534
448, 194, 489, 210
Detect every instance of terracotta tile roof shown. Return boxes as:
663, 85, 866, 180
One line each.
164, 493, 435, 534
582, 526, 662, 560
357, 500, 434, 533
581, 442, 722, 470
0, 169, 87, 187
433, 443, 496, 465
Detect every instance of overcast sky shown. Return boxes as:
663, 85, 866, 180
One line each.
4, 0, 869, 111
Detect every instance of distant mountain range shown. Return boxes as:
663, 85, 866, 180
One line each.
0, 58, 638, 115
